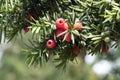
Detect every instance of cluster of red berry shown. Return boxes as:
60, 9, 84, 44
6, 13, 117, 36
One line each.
23, 16, 109, 54
46, 18, 109, 54
46, 18, 82, 55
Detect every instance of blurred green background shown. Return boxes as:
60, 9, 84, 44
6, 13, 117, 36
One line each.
0, 31, 120, 80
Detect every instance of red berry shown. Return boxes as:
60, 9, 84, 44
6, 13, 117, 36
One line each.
55, 18, 65, 29
27, 12, 36, 21
64, 33, 71, 42
63, 23, 69, 30
23, 26, 29, 33
55, 29, 65, 39
73, 22, 82, 30
72, 46, 80, 55
102, 43, 109, 53
46, 39, 56, 49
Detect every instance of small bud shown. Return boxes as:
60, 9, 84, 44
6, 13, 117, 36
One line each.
104, 37, 110, 43
101, 32, 105, 37
81, 41, 86, 47
104, 27, 109, 31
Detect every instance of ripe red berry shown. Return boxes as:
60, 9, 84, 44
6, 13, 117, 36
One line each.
63, 23, 69, 30
27, 12, 36, 21
55, 18, 65, 29
23, 26, 29, 33
72, 46, 80, 55
55, 29, 65, 39
46, 39, 56, 49
102, 43, 109, 53
64, 33, 71, 42
73, 22, 82, 30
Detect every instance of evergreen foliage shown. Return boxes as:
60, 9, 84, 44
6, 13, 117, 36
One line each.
0, 0, 120, 68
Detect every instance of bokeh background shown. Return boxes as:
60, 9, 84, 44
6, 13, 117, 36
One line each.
0, 31, 120, 80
